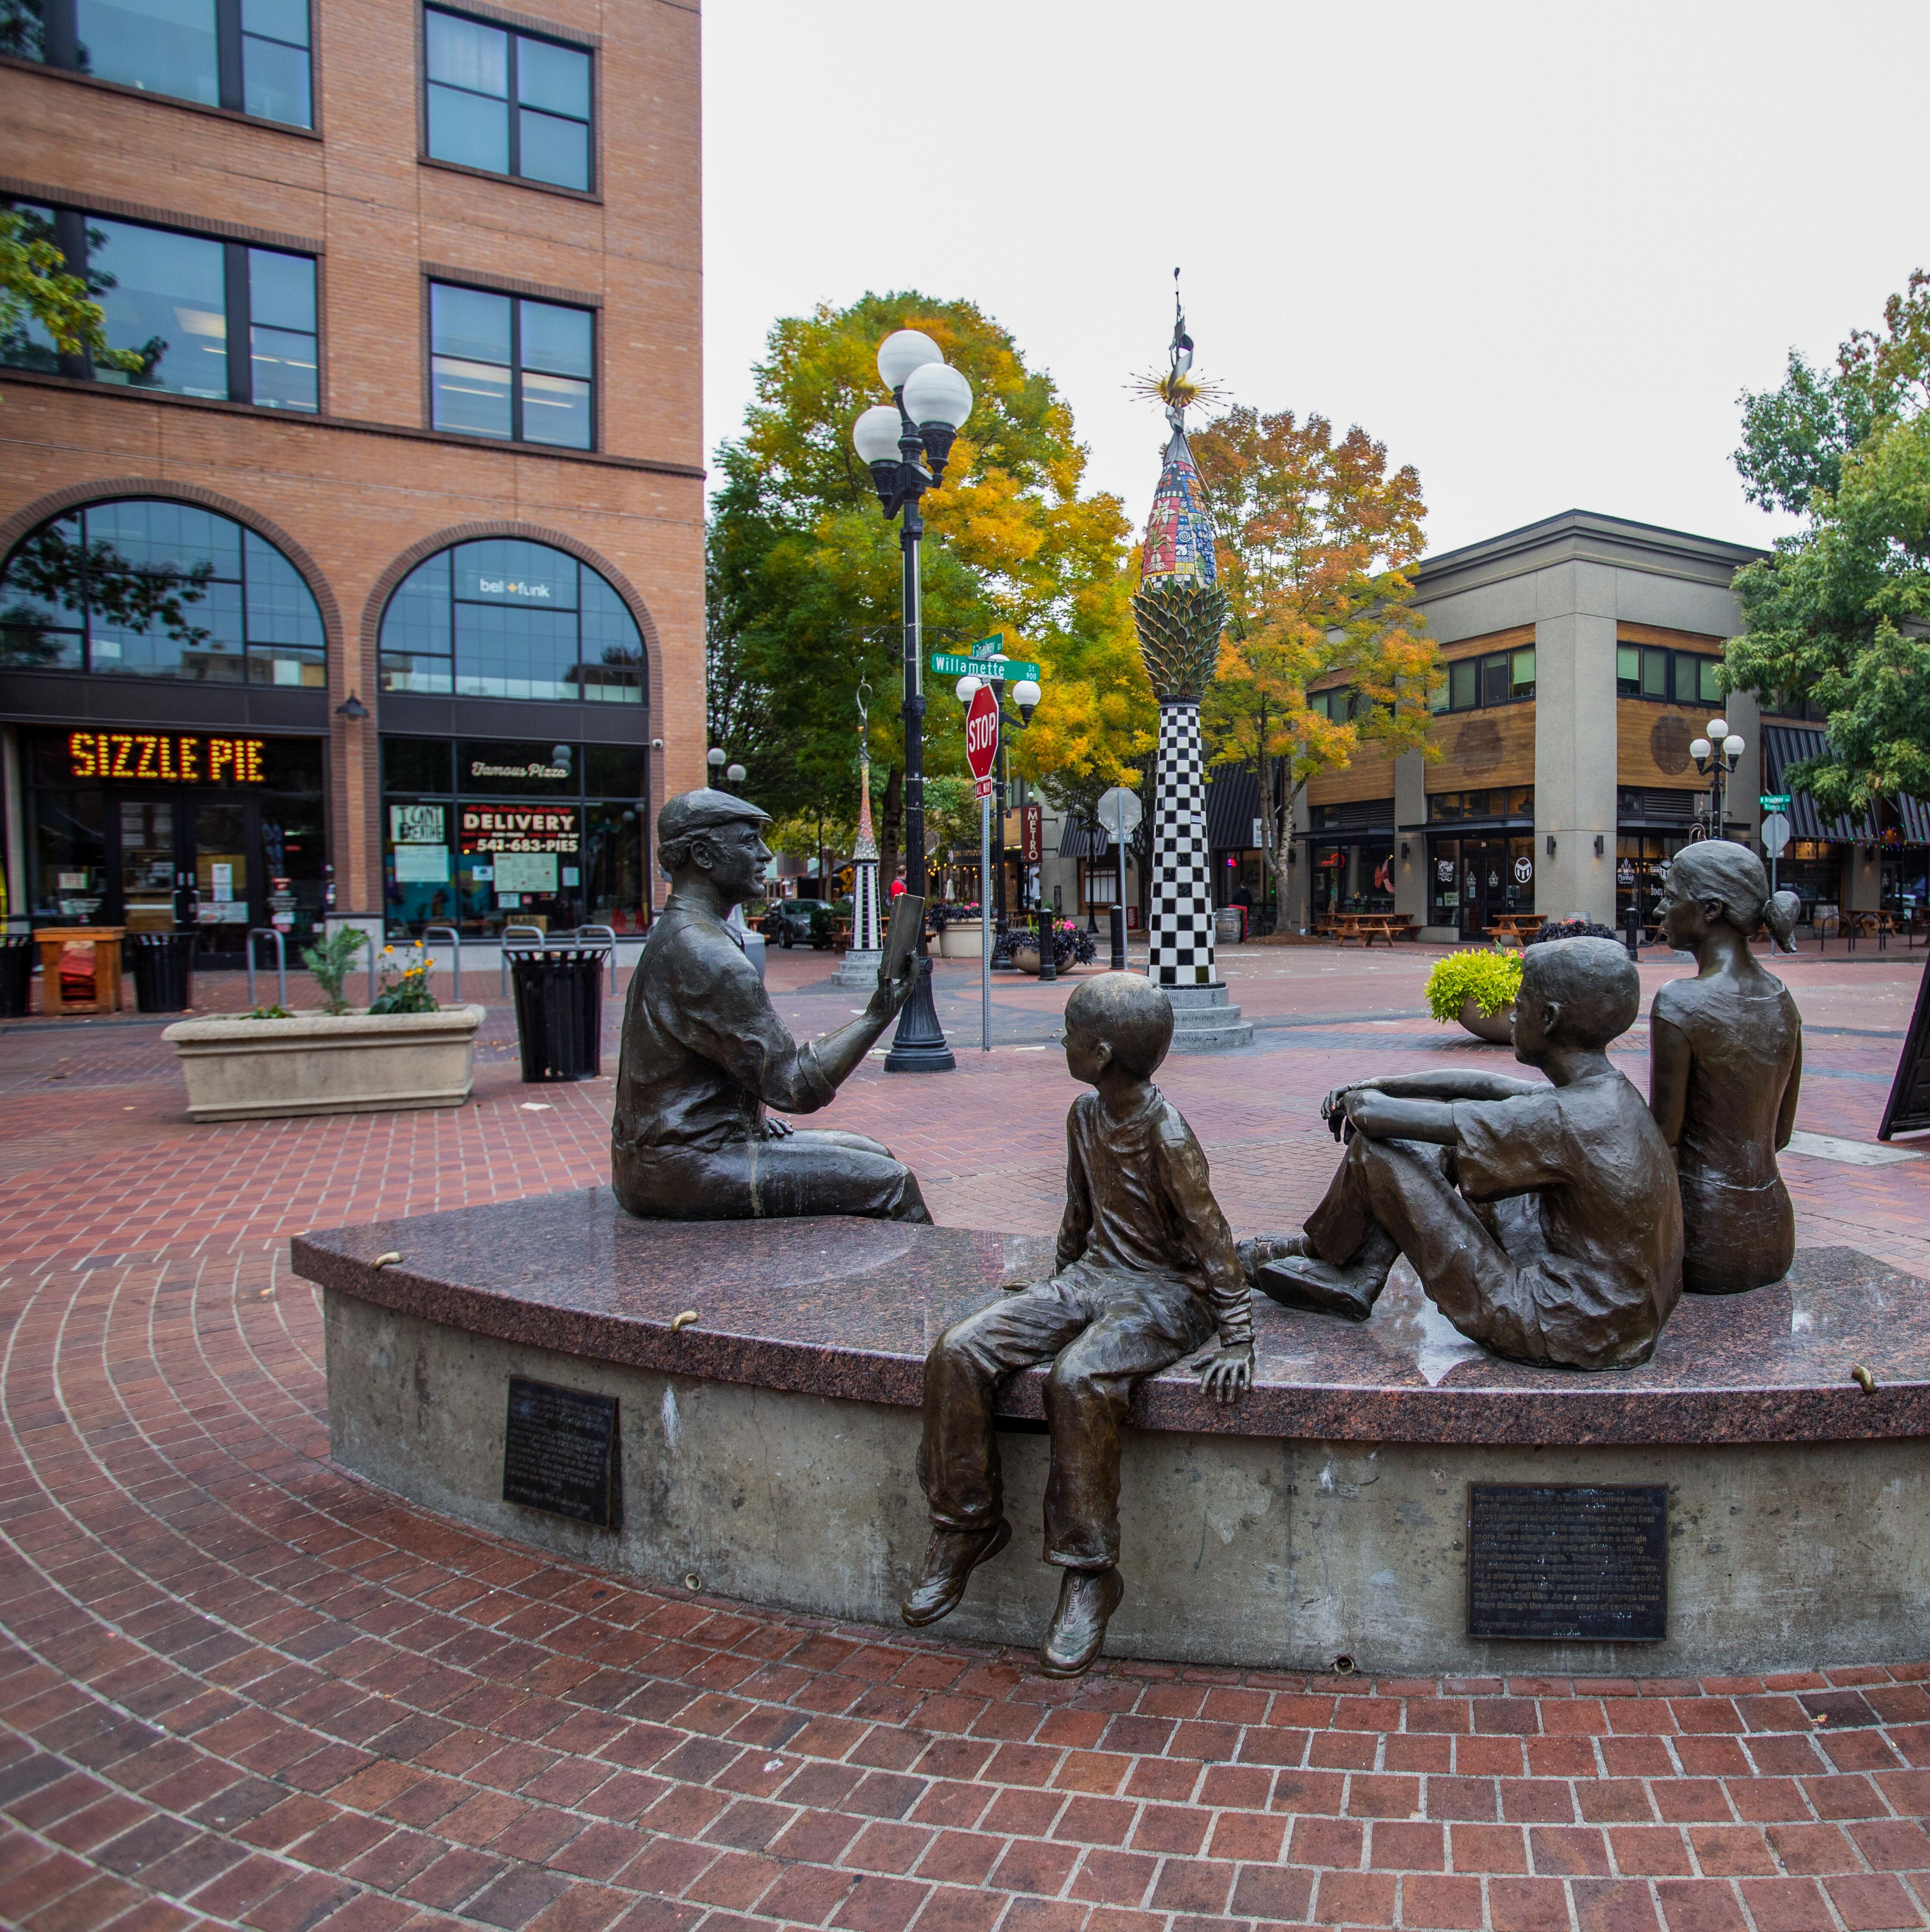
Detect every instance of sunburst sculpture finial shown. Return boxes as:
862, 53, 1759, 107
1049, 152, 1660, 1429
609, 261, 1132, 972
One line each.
1130, 268, 1226, 427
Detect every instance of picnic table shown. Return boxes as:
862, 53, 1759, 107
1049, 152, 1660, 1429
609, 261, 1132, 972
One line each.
1332, 912, 1414, 947
1484, 913, 1546, 946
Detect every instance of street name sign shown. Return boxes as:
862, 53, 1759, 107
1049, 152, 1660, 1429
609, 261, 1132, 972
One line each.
932, 652, 1042, 681
1760, 793, 1792, 811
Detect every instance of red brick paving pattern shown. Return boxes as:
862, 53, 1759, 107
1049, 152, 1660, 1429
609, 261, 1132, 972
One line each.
2, 947, 1928, 1931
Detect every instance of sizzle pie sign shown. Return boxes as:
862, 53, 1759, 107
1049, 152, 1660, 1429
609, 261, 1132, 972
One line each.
69, 731, 266, 784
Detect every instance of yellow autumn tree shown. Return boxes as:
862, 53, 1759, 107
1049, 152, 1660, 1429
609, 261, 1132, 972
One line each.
1193, 405, 1440, 911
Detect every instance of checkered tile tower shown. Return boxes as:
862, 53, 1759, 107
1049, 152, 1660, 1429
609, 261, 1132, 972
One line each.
849, 748, 883, 955
1133, 297, 1229, 988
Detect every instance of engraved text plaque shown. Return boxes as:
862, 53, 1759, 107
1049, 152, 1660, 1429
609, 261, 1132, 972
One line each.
1468, 1484, 1666, 1641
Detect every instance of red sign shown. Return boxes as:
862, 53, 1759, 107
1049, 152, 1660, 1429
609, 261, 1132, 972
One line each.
964, 685, 1000, 783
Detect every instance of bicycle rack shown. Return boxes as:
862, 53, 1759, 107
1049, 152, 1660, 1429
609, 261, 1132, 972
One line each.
421, 924, 462, 1001
245, 927, 289, 1010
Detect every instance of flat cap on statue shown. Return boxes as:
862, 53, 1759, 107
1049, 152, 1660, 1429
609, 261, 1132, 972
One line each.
657, 788, 772, 842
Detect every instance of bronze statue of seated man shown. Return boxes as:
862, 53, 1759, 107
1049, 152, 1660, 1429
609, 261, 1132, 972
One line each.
1246, 936, 1682, 1371
905, 973, 1253, 1677
610, 787, 929, 1223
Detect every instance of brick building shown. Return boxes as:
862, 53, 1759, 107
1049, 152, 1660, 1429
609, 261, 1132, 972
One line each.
0, 0, 702, 961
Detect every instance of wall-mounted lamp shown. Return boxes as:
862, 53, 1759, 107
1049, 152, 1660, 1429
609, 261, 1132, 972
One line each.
1594, 834, 1604, 856
334, 691, 369, 720
1546, 834, 1557, 857
1400, 841, 1410, 861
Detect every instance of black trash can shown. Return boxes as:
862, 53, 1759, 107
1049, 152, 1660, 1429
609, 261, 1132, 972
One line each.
131, 931, 198, 1013
508, 945, 606, 1081
0, 933, 31, 1018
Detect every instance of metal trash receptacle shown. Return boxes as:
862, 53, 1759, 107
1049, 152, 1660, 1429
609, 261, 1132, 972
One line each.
508, 945, 606, 1081
0, 934, 31, 1017
131, 931, 197, 1013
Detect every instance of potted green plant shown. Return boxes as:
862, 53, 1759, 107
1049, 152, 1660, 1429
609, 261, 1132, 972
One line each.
1425, 947, 1522, 1044
163, 935, 485, 1121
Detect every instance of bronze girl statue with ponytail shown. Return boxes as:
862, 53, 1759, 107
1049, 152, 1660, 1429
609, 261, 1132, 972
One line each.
1650, 842, 1803, 1295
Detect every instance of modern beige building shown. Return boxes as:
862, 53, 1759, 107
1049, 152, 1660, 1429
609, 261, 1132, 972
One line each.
1, 0, 703, 961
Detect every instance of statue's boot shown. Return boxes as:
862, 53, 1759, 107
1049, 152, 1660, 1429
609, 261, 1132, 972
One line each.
901, 1519, 1011, 1628
1253, 1226, 1399, 1323
1039, 1566, 1124, 1678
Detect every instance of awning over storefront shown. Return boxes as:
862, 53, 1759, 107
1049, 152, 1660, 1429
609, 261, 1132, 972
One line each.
1058, 819, 1111, 858
1757, 725, 1929, 842
1204, 766, 1262, 850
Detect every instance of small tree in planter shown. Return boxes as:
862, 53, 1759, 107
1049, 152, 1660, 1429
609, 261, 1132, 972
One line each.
1425, 948, 1522, 1044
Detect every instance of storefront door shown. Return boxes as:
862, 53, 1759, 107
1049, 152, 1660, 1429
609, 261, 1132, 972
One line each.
1430, 835, 1535, 938
115, 796, 258, 959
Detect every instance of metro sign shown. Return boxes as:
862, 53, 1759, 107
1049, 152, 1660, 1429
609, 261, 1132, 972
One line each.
964, 684, 1000, 800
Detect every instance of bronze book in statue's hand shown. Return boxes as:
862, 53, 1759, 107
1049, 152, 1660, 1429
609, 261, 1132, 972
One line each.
882, 893, 926, 986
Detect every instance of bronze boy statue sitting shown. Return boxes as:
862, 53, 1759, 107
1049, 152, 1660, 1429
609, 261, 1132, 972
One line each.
906, 973, 1253, 1676
1246, 936, 1682, 1372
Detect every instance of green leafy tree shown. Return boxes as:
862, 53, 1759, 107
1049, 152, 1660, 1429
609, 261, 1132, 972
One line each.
1726, 272, 1930, 820
706, 292, 1136, 890
1190, 405, 1440, 911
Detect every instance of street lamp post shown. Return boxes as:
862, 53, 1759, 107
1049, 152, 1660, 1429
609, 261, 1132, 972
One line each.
1690, 716, 1746, 841
853, 330, 974, 1073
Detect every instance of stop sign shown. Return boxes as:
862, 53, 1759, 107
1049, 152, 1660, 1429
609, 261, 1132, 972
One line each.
964, 683, 1000, 784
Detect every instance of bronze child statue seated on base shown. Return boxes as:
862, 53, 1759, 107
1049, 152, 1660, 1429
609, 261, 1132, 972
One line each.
904, 973, 1254, 1677
1246, 936, 1683, 1373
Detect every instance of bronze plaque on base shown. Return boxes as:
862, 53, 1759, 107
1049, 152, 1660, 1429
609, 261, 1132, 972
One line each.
1468, 1484, 1666, 1642
503, 1375, 622, 1529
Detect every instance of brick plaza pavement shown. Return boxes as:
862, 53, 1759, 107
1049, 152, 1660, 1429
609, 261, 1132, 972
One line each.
1, 944, 1928, 1932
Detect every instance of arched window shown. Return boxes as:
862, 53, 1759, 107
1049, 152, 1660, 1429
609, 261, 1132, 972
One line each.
0, 498, 325, 686
379, 537, 644, 705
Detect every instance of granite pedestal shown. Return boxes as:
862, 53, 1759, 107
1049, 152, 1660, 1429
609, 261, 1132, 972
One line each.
297, 1194, 1930, 1675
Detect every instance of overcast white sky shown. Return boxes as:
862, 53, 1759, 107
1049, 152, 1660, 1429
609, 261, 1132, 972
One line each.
702, 0, 1928, 560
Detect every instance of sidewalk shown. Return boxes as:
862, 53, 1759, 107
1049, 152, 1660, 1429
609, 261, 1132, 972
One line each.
1, 946, 1927, 1932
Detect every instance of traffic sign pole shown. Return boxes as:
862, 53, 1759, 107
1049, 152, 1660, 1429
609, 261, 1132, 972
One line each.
980, 791, 992, 1052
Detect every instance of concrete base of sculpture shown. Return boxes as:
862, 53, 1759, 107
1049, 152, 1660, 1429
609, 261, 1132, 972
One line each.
165, 1004, 484, 1120
830, 947, 884, 988
1160, 982, 1253, 1051
296, 1192, 1930, 1676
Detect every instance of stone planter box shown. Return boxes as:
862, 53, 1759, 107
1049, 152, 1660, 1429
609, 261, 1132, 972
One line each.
1457, 995, 1516, 1045
937, 924, 984, 958
163, 1005, 486, 1121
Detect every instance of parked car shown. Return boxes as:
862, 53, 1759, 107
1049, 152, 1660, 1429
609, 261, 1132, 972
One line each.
767, 900, 832, 949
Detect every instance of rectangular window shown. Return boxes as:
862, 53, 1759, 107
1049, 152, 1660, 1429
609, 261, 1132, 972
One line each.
1510, 646, 1535, 699
1, 201, 318, 411
1439, 646, 1536, 713
429, 282, 593, 448
1448, 659, 1478, 712
26, 0, 311, 126
1480, 653, 1511, 707
424, 6, 593, 192
1618, 643, 1728, 706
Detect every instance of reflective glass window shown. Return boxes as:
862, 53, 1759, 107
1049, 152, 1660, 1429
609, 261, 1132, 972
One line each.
240, 0, 311, 124
1617, 643, 1640, 696
429, 282, 593, 448
247, 247, 317, 411
1697, 656, 1723, 705
25, 0, 310, 125
3, 202, 318, 411
89, 217, 228, 399
1510, 646, 1536, 698
378, 537, 642, 706
1449, 659, 1478, 711
424, 8, 593, 191
76, 0, 219, 104
0, 498, 325, 685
